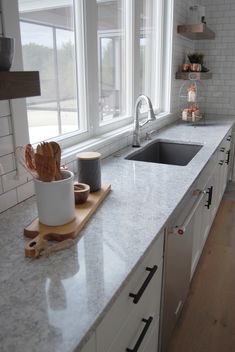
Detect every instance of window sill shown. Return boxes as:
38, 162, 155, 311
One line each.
62, 111, 177, 165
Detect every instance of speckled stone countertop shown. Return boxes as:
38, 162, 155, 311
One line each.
0, 119, 234, 352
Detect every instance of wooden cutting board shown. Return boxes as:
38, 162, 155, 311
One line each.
24, 184, 111, 258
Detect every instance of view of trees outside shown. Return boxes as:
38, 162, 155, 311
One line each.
20, 21, 78, 143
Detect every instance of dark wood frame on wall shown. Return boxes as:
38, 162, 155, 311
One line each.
0, 71, 40, 100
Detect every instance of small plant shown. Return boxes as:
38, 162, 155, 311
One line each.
188, 52, 204, 64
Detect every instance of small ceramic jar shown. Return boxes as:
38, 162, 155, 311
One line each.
77, 152, 101, 192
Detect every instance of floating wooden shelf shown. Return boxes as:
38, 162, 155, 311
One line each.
176, 72, 212, 80
0, 71, 40, 100
177, 23, 215, 40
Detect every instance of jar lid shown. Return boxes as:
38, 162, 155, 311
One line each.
76, 152, 101, 160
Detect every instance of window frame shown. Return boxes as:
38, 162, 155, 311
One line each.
1, 0, 173, 151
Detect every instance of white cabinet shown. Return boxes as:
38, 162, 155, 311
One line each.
217, 131, 232, 198
191, 130, 232, 278
96, 231, 164, 352
161, 129, 233, 352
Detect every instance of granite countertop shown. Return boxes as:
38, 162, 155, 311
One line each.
0, 119, 234, 352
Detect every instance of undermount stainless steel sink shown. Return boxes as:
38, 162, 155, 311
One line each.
125, 140, 202, 166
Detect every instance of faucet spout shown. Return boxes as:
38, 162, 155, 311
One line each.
132, 95, 156, 147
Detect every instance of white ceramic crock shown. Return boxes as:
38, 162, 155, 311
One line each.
34, 170, 75, 226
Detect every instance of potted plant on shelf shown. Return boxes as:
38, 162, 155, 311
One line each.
187, 52, 209, 72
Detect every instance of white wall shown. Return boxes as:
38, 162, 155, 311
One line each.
196, 0, 235, 117
0, 0, 194, 213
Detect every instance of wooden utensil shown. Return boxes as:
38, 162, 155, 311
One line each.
50, 141, 62, 180
34, 153, 56, 182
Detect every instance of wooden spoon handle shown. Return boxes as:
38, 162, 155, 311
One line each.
49, 141, 62, 180
35, 153, 56, 182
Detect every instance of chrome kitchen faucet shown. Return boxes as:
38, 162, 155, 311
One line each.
132, 95, 156, 147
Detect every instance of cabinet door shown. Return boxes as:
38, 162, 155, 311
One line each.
106, 261, 163, 352
142, 318, 159, 352
217, 148, 230, 199
96, 232, 164, 352
217, 130, 232, 195
199, 171, 217, 249
191, 193, 205, 278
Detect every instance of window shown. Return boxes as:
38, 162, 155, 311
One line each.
19, 2, 80, 144
140, 0, 163, 111
5, 0, 172, 148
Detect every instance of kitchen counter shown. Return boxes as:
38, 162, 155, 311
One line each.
0, 119, 234, 352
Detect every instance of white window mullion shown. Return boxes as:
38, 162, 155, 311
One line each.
144, 0, 152, 99
58, 0, 92, 149
73, 0, 87, 133
125, 0, 141, 116
162, 0, 174, 113
151, 0, 164, 112
82, 0, 99, 136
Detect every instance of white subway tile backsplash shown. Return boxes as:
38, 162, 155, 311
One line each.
0, 189, 17, 213
0, 154, 15, 175
2, 170, 28, 193
0, 179, 3, 194
0, 116, 10, 136
195, 0, 235, 117
0, 101, 10, 117
17, 180, 35, 203
0, 135, 14, 156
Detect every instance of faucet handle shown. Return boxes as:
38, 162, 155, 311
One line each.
145, 130, 156, 141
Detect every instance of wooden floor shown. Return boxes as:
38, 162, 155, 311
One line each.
166, 197, 235, 352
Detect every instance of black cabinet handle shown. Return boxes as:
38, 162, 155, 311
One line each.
129, 265, 158, 304
205, 186, 213, 209
227, 135, 231, 141
220, 147, 225, 152
126, 316, 153, 352
226, 150, 230, 164
219, 160, 224, 166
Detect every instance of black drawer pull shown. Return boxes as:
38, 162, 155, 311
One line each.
129, 265, 158, 304
219, 160, 223, 166
227, 135, 231, 141
126, 316, 153, 352
220, 147, 225, 152
205, 186, 213, 209
225, 150, 230, 164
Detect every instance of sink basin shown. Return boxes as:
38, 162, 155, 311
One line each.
125, 140, 202, 166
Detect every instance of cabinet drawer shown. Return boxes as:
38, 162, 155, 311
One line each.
107, 261, 163, 352
96, 231, 164, 352
142, 316, 159, 352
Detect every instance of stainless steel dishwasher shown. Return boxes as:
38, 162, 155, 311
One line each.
159, 186, 205, 352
